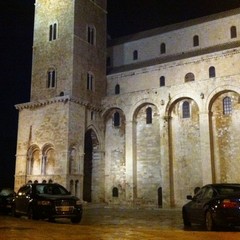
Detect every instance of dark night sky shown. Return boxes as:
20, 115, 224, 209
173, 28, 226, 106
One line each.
1, 0, 240, 189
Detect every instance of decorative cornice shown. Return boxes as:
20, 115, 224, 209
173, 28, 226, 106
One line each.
15, 95, 102, 112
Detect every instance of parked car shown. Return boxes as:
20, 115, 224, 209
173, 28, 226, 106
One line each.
12, 183, 82, 223
0, 188, 15, 214
182, 183, 240, 231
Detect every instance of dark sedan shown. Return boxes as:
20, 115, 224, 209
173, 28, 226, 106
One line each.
182, 183, 240, 231
0, 188, 15, 214
12, 183, 82, 223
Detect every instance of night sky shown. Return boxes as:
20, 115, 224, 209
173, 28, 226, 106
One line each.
1, 0, 240, 189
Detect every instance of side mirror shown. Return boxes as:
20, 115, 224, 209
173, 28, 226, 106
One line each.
187, 195, 193, 200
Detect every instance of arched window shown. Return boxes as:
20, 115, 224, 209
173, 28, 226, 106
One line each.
146, 107, 152, 124
185, 72, 195, 82
230, 26, 237, 39
160, 76, 165, 87
160, 43, 166, 54
223, 97, 232, 115
113, 111, 120, 127
47, 68, 56, 88
193, 35, 199, 47
49, 22, 57, 41
133, 50, 138, 60
115, 84, 120, 94
87, 25, 96, 45
209, 66, 216, 78
87, 72, 94, 91
182, 101, 190, 118
112, 187, 119, 197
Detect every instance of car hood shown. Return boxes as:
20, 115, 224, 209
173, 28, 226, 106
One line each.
37, 194, 79, 201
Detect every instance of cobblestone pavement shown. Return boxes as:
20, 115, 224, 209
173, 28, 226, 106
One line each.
1, 205, 240, 240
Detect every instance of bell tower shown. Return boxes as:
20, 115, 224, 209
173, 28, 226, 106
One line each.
15, 0, 107, 201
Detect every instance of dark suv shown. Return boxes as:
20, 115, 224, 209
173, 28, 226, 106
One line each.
12, 183, 82, 223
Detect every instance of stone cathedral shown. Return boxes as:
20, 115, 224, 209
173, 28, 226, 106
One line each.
15, 0, 240, 208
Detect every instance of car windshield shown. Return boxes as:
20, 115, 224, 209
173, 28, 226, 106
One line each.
215, 186, 240, 195
0, 189, 14, 196
36, 185, 69, 195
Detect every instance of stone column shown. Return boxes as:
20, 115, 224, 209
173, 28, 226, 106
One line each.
125, 120, 136, 203
199, 111, 214, 184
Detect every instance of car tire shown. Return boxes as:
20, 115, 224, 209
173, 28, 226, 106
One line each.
28, 206, 38, 220
205, 210, 215, 231
71, 216, 81, 224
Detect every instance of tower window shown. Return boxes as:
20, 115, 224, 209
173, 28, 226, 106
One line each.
133, 50, 138, 60
209, 66, 216, 78
113, 112, 120, 127
146, 107, 152, 124
160, 76, 165, 87
87, 72, 94, 91
115, 84, 120, 94
193, 35, 199, 47
223, 97, 232, 115
87, 25, 96, 45
49, 23, 57, 41
47, 69, 56, 88
160, 43, 166, 54
230, 26, 237, 39
182, 101, 190, 118
185, 72, 195, 82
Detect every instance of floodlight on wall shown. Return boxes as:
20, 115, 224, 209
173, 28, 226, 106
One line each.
161, 100, 165, 105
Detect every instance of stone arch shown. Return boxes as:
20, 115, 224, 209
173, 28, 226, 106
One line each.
83, 127, 104, 203
41, 143, 55, 175
167, 97, 201, 207
27, 144, 41, 175
103, 107, 126, 203
208, 89, 240, 183
133, 102, 161, 205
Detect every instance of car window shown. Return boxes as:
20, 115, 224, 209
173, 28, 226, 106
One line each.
0, 189, 14, 196
216, 186, 240, 195
36, 185, 69, 195
202, 187, 214, 199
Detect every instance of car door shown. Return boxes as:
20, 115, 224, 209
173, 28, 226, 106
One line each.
190, 186, 214, 224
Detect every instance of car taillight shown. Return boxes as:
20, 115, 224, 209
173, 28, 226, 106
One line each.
221, 199, 240, 208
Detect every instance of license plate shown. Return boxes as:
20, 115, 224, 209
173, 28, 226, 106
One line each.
59, 206, 70, 211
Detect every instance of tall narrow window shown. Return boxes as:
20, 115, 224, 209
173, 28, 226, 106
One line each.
47, 69, 56, 88
185, 72, 195, 82
193, 35, 199, 47
160, 43, 166, 54
113, 112, 120, 127
87, 72, 94, 91
160, 76, 165, 87
87, 25, 95, 45
182, 101, 190, 118
133, 50, 138, 60
49, 23, 57, 41
209, 66, 216, 78
230, 26, 237, 39
223, 97, 232, 115
115, 84, 120, 94
146, 107, 152, 124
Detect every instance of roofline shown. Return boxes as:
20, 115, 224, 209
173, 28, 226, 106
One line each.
108, 7, 240, 47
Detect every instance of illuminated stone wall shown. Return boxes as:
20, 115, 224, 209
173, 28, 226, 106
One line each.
15, 2, 240, 208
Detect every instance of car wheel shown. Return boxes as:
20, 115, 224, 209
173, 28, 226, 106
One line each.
205, 210, 215, 231
183, 211, 191, 227
71, 216, 81, 224
28, 206, 38, 220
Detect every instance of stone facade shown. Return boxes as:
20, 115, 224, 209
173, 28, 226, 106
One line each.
15, 2, 240, 208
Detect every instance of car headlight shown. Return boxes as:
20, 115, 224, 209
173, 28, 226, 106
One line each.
76, 200, 82, 206
37, 200, 51, 205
